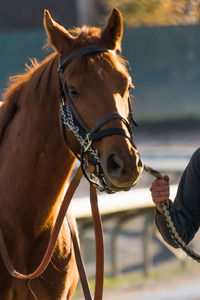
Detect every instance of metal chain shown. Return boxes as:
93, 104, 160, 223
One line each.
144, 165, 200, 262
60, 105, 100, 163
60, 104, 113, 193
61, 103, 200, 262
62, 103, 200, 260
60, 109, 200, 260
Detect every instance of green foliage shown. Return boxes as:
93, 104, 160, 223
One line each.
103, 0, 200, 27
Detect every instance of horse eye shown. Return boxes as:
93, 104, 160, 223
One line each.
68, 86, 80, 98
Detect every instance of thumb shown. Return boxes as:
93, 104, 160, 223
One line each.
164, 175, 169, 183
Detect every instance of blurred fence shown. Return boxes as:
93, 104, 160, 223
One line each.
0, 25, 199, 121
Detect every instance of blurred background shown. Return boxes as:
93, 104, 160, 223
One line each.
0, 0, 200, 122
1, 1, 200, 299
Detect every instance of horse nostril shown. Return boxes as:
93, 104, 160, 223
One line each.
107, 154, 124, 177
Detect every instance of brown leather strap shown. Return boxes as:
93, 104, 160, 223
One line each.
90, 185, 104, 300
0, 166, 105, 300
68, 185, 104, 300
67, 213, 92, 300
0, 166, 83, 280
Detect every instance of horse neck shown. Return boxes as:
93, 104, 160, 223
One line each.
1, 54, 76, 236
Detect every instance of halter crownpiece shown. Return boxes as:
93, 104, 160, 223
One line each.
58, 45, 138, 193
57, 45, 115, 73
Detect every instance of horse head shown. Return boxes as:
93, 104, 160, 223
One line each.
44, 9, 143, 192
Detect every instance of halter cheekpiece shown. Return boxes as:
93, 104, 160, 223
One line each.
58, 45, 137, 193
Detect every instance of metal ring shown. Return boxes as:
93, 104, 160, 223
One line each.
83, 134, 92, 152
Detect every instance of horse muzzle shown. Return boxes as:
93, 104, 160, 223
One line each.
102, 151, 143, 191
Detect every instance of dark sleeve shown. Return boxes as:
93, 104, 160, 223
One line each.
155, 148, 200, 248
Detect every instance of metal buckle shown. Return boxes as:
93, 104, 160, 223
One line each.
83, 133, 92, 152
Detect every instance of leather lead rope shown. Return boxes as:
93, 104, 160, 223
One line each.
67, 213, 92, 300
90, 185, 104, 300
0, 166, 83, 280
68, 184, 105, 300
0, 164, 104, 299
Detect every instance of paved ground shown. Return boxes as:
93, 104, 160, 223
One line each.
104, 269, 200, 300
73, 261, 200, 300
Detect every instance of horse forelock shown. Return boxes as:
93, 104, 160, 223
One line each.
58, 25, 129, 78
69, 25, 101, 41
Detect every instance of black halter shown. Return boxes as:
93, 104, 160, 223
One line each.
58, 45, 137, 193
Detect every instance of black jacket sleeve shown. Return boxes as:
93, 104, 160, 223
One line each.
155, 148, 200, 248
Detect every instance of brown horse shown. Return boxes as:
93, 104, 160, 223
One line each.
0, 8, 142, 300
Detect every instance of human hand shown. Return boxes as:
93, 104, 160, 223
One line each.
150, 175, 170, 213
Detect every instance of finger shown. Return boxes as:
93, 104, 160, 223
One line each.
151, 190, 169, 202
160, 191, 169, 197
163, 175, 169, 183
152, 191, 169, 197
150, 185, 169, 192
152, 196, 169, 203
151, 189, 169, 197
151, 179, 169, 187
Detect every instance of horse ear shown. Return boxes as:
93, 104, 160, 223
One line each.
101, 8, 123, 52
43, 10, 74, 53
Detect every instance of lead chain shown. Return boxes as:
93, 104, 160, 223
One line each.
60, 105, 100, 163
144, 165, 200, 262
61, 109, 200, 261
60, 104, 114, 193
161, 202, 200, 261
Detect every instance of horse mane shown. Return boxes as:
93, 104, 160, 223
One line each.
3, 58, 40, 101
2, 53, 57, 101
